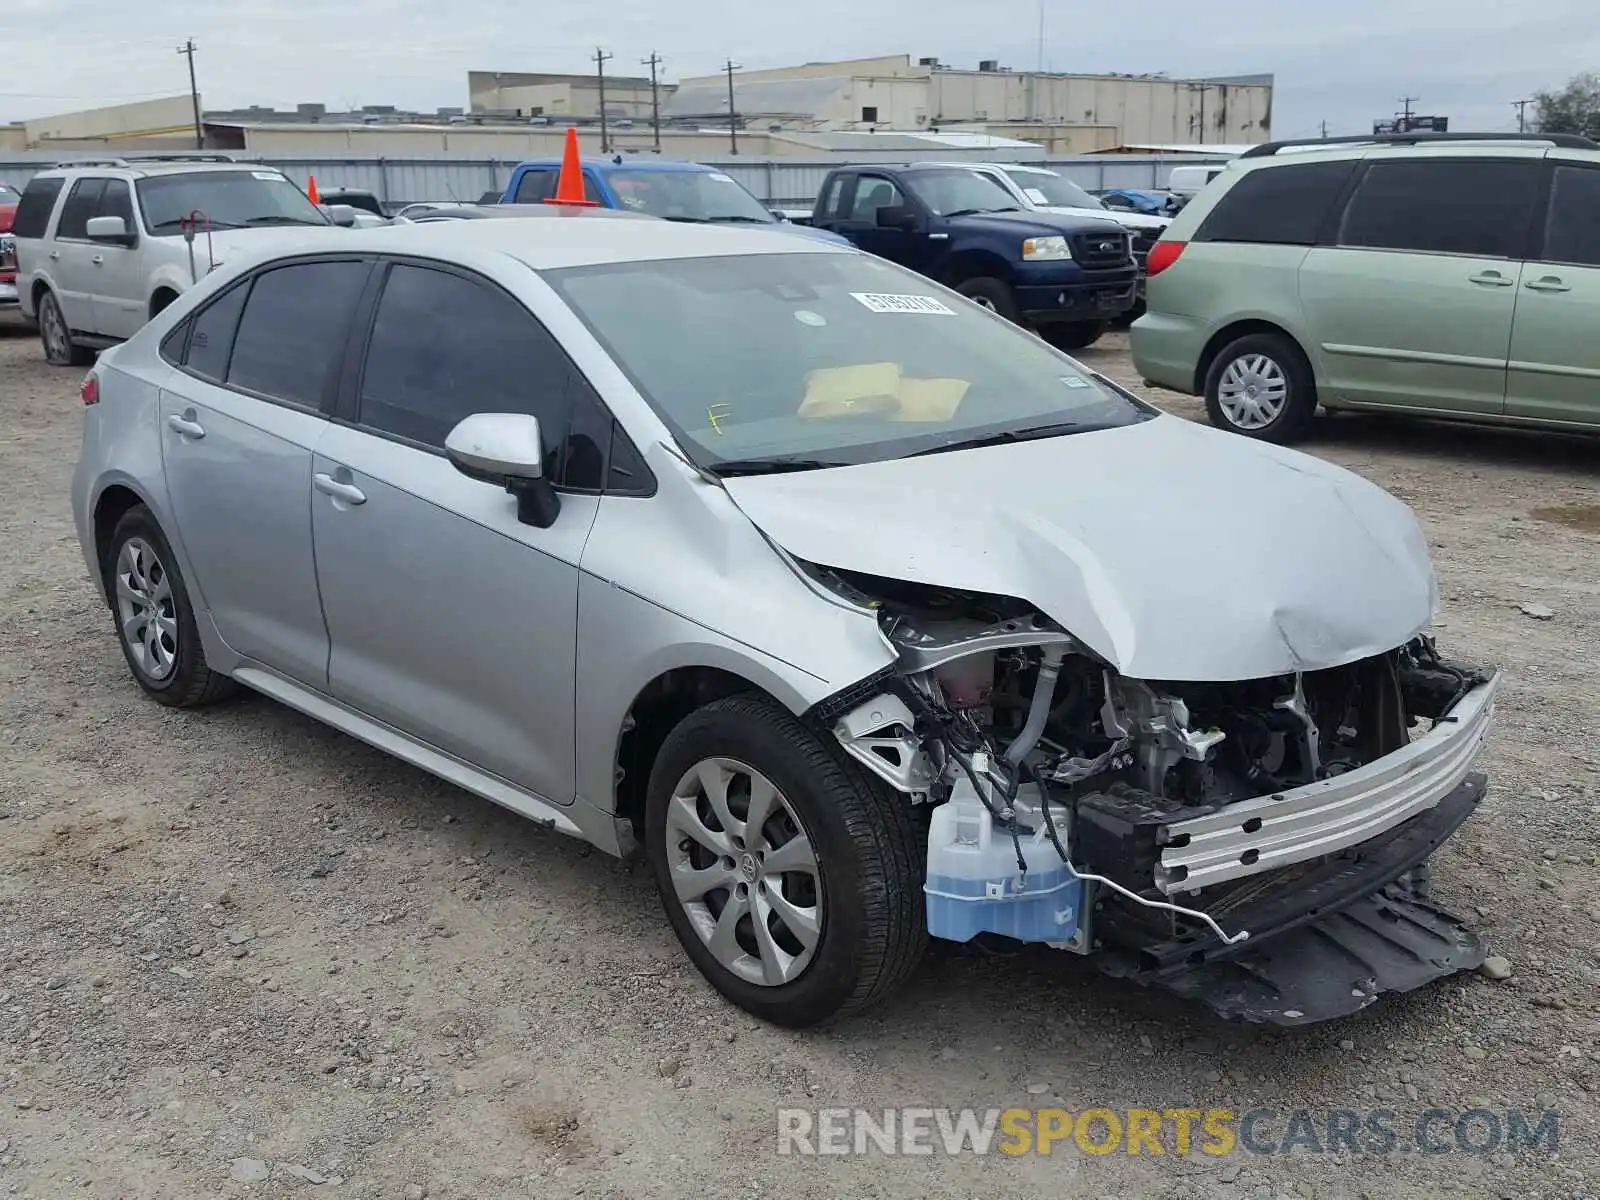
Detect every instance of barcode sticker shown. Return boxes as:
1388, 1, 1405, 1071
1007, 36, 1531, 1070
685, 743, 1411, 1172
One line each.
849, 292, 956, 315
252, 171, 286, 181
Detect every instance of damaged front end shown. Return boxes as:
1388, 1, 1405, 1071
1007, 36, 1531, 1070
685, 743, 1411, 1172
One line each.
812, 567, 1500, 1026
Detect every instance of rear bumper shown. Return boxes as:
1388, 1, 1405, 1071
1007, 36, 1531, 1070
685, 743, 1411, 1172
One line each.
1156, 673, 1500, 894
0, 277, 17, 308
1128, 310, 1205, 393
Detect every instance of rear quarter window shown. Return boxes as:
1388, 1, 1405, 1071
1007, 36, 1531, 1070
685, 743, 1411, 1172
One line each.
12, 176, 66, 239
1193, 160, 1359, 246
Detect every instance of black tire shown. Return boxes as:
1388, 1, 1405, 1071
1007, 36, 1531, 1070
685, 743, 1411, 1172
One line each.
37, 290, 94, 367
1111, 297, 1146, 329
1203, 332, 1317, 444
645, 694, 925, 1028
103, 505, 238, 708
953, 276, 1019, 322
1041, 320, 1108, 351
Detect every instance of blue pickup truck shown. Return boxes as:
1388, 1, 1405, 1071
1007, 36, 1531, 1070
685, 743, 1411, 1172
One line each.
809, 164, 1137, 349
501, 157, 849, 246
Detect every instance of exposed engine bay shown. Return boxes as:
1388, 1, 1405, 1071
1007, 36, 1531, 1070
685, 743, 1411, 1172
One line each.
814, 567, 1500, 1024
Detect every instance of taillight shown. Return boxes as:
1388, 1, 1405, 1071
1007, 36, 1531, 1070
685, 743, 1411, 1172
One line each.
1145, 240, 1187, 277
81, 374, 99, 406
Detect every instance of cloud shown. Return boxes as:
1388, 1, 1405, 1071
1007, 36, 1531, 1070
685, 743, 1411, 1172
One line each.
2, 0, 1594, 138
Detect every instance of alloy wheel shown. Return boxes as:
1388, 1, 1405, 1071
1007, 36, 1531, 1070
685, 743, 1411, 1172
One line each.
1217, 353, 1289, 430
40, 297, 70, 364
114, 537, 178, 681
663, 757, 823, 987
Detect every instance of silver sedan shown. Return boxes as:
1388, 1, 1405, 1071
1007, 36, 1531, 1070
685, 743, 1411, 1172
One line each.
71, 211, 1499, 1028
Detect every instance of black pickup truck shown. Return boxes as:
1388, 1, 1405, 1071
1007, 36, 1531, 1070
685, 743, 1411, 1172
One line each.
810, 164, 1139, 349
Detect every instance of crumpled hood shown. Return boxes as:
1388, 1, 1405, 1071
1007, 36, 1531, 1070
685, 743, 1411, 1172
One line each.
722, 415, 1438, 682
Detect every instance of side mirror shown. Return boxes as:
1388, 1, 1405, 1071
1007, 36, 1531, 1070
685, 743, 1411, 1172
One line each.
769, 209, 789, 223
875, 204, 918, 231
445, 413, 561, 528
323, 203, 358, 227
85, 215, 134, 245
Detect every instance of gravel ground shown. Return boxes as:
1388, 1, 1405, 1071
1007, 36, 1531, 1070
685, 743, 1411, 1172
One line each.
1, 323, 1597, 1200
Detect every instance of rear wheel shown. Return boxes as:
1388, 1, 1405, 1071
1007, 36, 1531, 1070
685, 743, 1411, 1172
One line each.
953, 277, 1018, 323
645, 695, 925, 1027
1041, 320, 1108, 351
104, 505, 238, 707
1204, 332, 1317, 444
38, 291, 93, 367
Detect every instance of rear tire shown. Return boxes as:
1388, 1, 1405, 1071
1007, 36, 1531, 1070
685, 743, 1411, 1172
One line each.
645, 694, 925, 1027
38, 290, 93, 367
1204, 332, 1317, 444
953, 277, 1018, 323
1042, 320, 1108, 351
103, 505, 238, 708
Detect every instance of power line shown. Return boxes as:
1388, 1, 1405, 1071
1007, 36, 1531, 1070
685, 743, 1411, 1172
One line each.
1512, 98, 1533, 133
177, 39, 202, 149
724, 59, 741, 155
593, 47, 613, 154
641, 52, 663, 153
1398, 95, 1419, 124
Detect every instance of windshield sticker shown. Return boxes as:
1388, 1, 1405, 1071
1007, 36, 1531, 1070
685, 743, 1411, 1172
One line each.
1061, 376, 1091, 389
251, 171, 286, 181
1023, 187, 1051, 205
850, 293, 956, 316
707, 172, 737, 183
794, 310, 827, 327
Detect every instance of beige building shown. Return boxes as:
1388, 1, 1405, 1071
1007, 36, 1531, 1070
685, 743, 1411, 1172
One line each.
467, 71, 663, 121
672, 54, 1272, 146
2, 95, 201, 151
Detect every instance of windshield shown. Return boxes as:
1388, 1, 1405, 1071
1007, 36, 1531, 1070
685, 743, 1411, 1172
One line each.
902, 170, 1021, 216
607, 169, 775, 224
1011, 170, 1103, 210
136, 171, 329, 234
546, 252, 1147, 470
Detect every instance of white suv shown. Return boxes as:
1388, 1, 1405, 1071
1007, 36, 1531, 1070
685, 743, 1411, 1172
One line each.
13, 157, 347, 366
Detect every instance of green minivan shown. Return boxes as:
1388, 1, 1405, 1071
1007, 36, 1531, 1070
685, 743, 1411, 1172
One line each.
1130, 133, 1600, 442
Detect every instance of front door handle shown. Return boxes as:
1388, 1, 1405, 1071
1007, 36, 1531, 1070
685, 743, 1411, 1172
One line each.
49, 250, 60, 261
166, 411, 205, 440
1524, 276, 1571, 293
91, 255, 104, 266
1467, 271, 1514, 287
313, 472, 367, 506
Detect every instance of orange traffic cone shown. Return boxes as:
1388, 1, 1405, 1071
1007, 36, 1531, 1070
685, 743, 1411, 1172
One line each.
307, 175, 320, 204
545, 127, 598, 206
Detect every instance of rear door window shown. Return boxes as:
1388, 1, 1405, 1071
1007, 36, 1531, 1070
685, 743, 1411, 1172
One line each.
226, 260, 370, 408
185, 280, 252, 383
1539, 164, 1600, 268
1193, 160, 1358, 245
97, 179, 136, 231
56, 179, 106, 240
12, 177, 65, 239
1337, 159, 1541, 259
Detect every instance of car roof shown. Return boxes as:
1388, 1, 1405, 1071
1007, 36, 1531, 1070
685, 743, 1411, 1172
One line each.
345, 207, 845, 270
514, 157, 719, 174
34, 160, 288, 180
912, 161, 1058, 177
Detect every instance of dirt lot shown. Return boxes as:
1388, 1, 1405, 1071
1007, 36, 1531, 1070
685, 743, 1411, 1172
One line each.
2, 323, 1598, 1200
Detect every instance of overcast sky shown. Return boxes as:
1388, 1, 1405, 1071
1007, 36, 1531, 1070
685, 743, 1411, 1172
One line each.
3, 0, 1595, 139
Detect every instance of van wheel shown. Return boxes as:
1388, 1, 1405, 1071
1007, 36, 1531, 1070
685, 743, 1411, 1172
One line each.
1205, 332, 1317, 444
954, 277, 1018, 322
38, 291, 94, 367
645, 695, 925, 1027
1042, 320, 1108, 351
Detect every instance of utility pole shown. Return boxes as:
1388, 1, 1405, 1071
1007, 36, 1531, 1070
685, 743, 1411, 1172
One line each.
641, 52, 663, 153
593, 47, 613, 154
1398, 95, 1418, 130
1512, 98, 1532, 133
177, 39, 202, 149
724, 59, 741, 155
1319, 119, 1329, 140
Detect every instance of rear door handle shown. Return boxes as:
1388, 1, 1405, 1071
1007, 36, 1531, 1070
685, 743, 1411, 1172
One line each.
1524, 276, 1571, 293
313, 472, 367, 506
48, 250, 60, 261
166, 411, 205, 440
1467, 271, 1514, 287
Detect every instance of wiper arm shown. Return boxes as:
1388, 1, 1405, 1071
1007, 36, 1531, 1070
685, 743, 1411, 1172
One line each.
707, 456, 846, 476
149, 218, 245, 232
939, 207, 986, 218
243, 215, 328, 226
908, 421, 1106, 457
708, 215, 771, 224
661, 215, 709, 223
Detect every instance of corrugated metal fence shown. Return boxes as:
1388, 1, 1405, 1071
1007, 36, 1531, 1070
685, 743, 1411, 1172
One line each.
0, 152, 1227, 210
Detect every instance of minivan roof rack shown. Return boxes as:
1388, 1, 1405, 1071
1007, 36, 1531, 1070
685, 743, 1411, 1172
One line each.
1240, 131, 1600, 158
51, 153, 240, 169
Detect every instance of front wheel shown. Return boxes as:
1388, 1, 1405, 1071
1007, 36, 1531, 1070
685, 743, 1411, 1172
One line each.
645, 695, 926, 1027
38, 291, 94, 367
1041, 320, 1108, 351
1203, 332, 1317, 443
953, 276, 1019, 323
